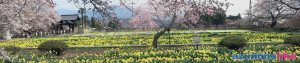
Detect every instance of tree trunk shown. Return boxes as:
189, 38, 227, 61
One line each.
152, 28, 170, 48
152, 10, 176, 48
4, 29, 11, 40
24, 31, 31, 38
270, 17, 277, 28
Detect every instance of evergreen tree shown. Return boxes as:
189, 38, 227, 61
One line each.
238, 13, 241, 19
108, 17, 119, 29
91, 17, 96, 28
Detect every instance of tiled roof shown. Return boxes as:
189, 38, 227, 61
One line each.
61, 14, 79, 21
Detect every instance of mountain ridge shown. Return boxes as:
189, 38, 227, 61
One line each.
56, 5, 133, 19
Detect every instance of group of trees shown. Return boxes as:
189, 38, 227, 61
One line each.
0, 0, 60, 40
2, 0, 299, 48
227, 13, 242, 20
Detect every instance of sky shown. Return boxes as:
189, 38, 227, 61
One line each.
54, 0, 250, 17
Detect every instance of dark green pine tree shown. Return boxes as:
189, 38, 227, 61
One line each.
237, 13, 241, 19
91, 17, 96, 28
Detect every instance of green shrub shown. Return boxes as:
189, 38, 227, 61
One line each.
4, 46, 21, 55
284, 35, 300, 46
218, 35, 247, 50
38, 40, 68, 55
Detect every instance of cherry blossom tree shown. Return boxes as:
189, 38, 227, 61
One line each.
275, 0, 300, 11
121, 0, 230, 48
128, 5, 159, 29
184, 0, 231, 27
275, 0, 300, 29
0, 0, 60, 40
253, 0, 297, 28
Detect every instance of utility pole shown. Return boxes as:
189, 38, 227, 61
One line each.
130, 2, 135, 29
80, 8, 84, 28
249, 0, 252, 22
130, 2, 135, 18
82, 0, 88, 28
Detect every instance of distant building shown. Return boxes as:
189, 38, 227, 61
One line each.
53, 14, 80, 33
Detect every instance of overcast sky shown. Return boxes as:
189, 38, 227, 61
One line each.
54, 0, 250, 17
